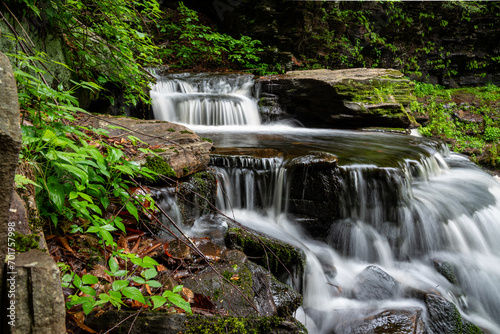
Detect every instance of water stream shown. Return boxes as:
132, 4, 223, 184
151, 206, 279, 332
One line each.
150, 73, 500, 333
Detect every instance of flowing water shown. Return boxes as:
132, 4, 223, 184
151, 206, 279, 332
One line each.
150, 73, 500, 333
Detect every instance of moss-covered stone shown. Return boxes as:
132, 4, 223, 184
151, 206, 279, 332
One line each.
143, 155, 176, 180
225, 228, 305, 281
177, 170, 218, 225
185, 316, 307, 334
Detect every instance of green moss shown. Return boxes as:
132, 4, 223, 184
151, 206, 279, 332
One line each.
13, 231, 39, 252
225, 228, 305, 279
167, 128, 176, 132
185, 315, 302, 334
201, 137, 213, 143
143, 155, 176, 180
180, 130, 193, 134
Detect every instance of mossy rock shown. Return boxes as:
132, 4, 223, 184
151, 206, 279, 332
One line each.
143, 155, 177, 180
186, 315, 307, 334
225, 228, 306, 282
177, 170, 218, 226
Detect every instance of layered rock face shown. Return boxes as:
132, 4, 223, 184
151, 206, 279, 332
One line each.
257, 68, 417, 129
176, 0, 500, 87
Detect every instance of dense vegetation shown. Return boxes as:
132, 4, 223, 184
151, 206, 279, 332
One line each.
1, 0, 500, 329
412, 83, 500, 170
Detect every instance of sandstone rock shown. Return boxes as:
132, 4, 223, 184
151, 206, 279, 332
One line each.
9, 250, 66, 334
92, 116, 213, 178
257, 68, 417, 129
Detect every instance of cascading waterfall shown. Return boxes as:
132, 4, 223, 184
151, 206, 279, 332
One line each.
150, 72, 500, 333
150, 73, 261, 126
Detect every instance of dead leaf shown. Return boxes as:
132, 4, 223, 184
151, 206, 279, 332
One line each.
70, 312, 97, 333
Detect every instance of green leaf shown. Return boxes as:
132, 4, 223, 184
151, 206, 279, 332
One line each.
150, 295, 167, 309
146, 280, 162, 288
132, 277, 146, 285
114, 218, 126, 233
172, 285, 183, 293
48, 183, 65, 211
108, 257, 119, 273
126, 201, 139, 221
100, 230, 115, 246
112, 280, 130, 291
62, 273, 74, 282
55, 163, 88, 184
113, 270, 128, 277
107, 147, 123, 163
101, 197, 111, 210
122, 287, 145, 304
80, 285, 96, 297
141, 256, 159, 268
163, 290, 191, 314
82, 301, 95, 315
42, 128, 57, 142
143, 267, 157, 280
73, 274, 82, 288
82, 274, 99, 285
113, 164, 134, 176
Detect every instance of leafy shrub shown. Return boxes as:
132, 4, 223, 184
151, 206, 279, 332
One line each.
484, 127, 500, 142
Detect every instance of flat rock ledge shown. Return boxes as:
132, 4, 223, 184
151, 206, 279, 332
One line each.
257, 68, 417, 129
92, 116, 213, 178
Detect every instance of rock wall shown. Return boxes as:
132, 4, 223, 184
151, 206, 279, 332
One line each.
178, 0, 500, 87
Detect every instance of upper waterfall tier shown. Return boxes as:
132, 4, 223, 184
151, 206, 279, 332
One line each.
150, 73, 261, 126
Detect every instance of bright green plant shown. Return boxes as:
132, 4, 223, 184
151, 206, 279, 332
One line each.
156, 2, 263, 70
60, 255, 192, 315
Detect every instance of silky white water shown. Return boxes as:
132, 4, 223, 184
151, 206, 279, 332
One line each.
150, 73, 500, 333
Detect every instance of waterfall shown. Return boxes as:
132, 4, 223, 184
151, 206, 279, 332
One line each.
150, 73, 261, 126
149, 73, 500, 333
211, 149, 500, 333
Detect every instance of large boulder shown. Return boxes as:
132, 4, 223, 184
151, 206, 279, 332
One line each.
91, 116, 213, 178
257, 68, 417, 129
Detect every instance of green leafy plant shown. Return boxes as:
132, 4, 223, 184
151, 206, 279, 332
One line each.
156, 2, 263, 71
60, 255, 192, 315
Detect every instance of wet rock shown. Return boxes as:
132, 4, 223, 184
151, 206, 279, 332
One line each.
182, 261, 276, 317
225, 228, 306, 282
352, 265, 401, 301
223, 249, 248, 265
257, 68, 417, 130
425, 293, 484, 334
269, 275, 303, 318
433, 259, 459, 285
332, 307, 425, 334
92, 116, 213, 178
9, 250, 66, 334
177, 170, 218, 225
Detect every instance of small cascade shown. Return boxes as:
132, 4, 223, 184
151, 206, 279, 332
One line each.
211, 155, 287, 215
210, 147, 500, 333
150, 73, 261, 126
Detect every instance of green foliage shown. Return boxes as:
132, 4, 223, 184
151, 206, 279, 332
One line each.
484, 127, 500, 142
156, 2, 263, 71
412, 82, 500, 169
60, 256, 192, 315
10, 49, 157, 246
